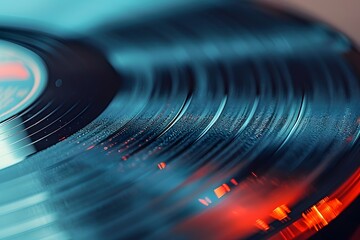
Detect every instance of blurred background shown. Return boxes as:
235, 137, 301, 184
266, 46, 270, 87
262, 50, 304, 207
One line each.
263, 0, 360, 45
0, 0, 359, 45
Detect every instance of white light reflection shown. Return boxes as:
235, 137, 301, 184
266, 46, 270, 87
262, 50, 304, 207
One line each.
0, 119, 36, 169
0, 173, 69, 239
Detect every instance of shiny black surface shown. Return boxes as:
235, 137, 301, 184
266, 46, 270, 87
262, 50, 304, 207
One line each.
0, 29, 120, 153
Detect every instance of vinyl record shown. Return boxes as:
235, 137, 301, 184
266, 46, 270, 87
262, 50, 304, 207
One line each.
0, 29, 120, 168
0, 2, 359, 240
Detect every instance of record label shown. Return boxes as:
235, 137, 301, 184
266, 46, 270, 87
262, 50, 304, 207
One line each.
0, 40, 47, 122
